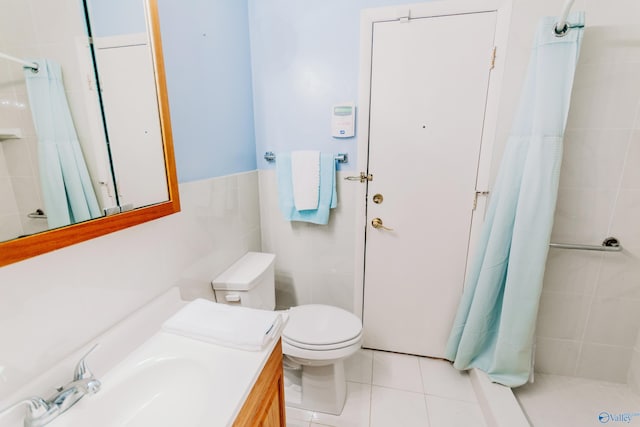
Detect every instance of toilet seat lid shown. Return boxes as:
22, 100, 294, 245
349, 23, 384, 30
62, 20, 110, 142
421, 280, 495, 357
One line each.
283, 304, 362, 346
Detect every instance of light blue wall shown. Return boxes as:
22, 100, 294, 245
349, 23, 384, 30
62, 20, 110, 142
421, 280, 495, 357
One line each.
248, 0, 421, 171
158, 0, 257, 182
88, 1, 429, 180
85, 0, 257, 182
84, 0, 147, 37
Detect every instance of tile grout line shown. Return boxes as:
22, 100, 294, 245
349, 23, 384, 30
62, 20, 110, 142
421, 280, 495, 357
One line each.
417, 356, 435, 427
416, 355, 426, 394
603, 91, 640, 236
572, 249, 605, 377
368, 350, 375, 427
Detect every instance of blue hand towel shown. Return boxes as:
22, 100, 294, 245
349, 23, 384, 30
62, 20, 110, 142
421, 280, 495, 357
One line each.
277, 153, 337, 224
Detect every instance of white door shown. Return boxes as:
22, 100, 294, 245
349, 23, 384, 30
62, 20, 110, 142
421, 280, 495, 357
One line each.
94, 34, 169, 210
362, 12, 497, 357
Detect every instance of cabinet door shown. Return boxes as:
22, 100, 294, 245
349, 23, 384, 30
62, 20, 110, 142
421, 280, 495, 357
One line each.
260, 385, 282, 427
234, 339, 286, 427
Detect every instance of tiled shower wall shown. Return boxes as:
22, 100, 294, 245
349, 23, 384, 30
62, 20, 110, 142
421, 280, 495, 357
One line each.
0, 18, 42, 239
0, 0, 105, 241
517, 0, 640, 383
0, 146, 22, 238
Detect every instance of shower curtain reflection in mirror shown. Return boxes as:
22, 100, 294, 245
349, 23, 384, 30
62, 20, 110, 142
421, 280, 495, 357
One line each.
24, 60, 101, 229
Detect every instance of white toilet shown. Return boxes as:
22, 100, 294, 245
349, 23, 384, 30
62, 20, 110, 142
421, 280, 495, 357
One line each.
211, 252, 362, 415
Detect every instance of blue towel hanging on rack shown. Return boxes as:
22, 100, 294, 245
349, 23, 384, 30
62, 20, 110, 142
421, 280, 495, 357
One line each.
276, 152, 337, 224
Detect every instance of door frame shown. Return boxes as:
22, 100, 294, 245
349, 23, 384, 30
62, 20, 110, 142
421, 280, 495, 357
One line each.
353, 0, 513, 319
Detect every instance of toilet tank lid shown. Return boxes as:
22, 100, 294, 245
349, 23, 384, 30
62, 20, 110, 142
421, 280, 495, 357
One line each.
211, 252, 275, 291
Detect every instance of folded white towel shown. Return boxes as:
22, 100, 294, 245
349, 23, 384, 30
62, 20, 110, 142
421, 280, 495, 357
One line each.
291, 150, 320, 211
162, 299, 282, 352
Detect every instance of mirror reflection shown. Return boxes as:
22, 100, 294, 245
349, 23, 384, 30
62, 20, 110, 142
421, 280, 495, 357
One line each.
0, 0, 168, 243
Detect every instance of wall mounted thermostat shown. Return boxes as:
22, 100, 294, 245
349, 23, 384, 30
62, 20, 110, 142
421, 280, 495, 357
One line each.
332, 103, 355, 138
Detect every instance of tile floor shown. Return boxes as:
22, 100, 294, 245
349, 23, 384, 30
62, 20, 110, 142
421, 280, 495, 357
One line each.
515, 373, 640, 427
286, 349, 487, 427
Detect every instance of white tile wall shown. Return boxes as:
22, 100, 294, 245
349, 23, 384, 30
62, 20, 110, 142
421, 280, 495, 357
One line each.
0, 144, 23, 240
500, 0, 640, 383
583, 297, 640, 347
628, 349, 640, 394
622, 132, 640, 188
535, 291, 591, 341
597, 253, 640, 300
533, 338, 582, 376
0, 171, 261, 400
577, 343, 633, 383
258, 169, 358, 312
0, 0, 108, 241
176, 172, 263, 301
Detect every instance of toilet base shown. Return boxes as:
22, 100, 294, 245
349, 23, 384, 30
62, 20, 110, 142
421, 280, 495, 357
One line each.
283, 359, 347, 415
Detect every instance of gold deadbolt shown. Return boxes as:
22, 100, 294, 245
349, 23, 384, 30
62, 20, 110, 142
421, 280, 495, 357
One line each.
373, 194, 384, 204
371, 218, 393, 231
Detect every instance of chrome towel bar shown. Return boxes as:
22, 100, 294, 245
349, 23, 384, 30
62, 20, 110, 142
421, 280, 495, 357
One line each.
549, 237, 622, 252
264, 151, 348, 163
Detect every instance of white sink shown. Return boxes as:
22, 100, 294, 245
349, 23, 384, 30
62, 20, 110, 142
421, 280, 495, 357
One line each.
58, 359, 215, 427
48, 332, 271, 427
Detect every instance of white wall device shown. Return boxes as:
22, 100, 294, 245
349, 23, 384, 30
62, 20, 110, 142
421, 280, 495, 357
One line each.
331, 103, 355, 138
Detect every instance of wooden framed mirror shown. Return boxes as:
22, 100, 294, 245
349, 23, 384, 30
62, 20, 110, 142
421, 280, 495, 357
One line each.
0, 0, 180, 267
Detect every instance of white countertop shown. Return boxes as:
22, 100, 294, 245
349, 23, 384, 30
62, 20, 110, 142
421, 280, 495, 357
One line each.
0, 288, 282, 427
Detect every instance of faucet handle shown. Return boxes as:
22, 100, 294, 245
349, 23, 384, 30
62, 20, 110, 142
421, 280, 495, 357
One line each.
0, 397, 58, 425
24, 397, 56, 420
73, 343, 99, 381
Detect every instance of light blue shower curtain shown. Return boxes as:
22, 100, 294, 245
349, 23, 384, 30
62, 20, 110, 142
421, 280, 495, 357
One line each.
24, 59, 101, 229
445, 14, 585, 387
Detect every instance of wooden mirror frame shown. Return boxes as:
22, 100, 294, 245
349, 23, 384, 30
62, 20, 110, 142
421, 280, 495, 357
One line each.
0, 0, 180, 268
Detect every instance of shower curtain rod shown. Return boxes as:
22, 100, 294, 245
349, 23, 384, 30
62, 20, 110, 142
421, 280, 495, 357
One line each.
0, 52, 38, 71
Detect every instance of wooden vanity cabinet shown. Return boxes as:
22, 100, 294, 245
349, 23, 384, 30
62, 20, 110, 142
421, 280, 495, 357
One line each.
233, 339, 286, 426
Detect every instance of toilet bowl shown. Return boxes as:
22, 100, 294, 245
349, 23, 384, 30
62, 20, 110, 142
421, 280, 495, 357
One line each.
280, 304, 362, 414
211, 252, 362, 415
282, 304, 362, 365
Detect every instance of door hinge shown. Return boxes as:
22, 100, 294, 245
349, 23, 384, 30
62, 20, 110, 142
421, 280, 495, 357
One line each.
490, 46, 497, 70
396, 8, 411, 23
344, 172, 373, 183
473, 191, 490, 210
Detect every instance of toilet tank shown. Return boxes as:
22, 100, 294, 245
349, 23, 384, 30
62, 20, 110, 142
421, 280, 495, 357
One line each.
211, 252, 276, 310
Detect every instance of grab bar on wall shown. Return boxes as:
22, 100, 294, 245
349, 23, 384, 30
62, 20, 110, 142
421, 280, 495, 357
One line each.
549, 237, 622, 252
264, 151, 348, 163
0, 51, 38, 71
27, 209, 47, 219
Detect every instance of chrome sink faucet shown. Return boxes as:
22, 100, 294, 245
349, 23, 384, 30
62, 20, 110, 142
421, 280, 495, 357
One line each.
0, 344, 101, 427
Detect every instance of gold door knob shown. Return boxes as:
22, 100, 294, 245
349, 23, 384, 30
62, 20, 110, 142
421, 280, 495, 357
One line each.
371, 218, 393, 231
